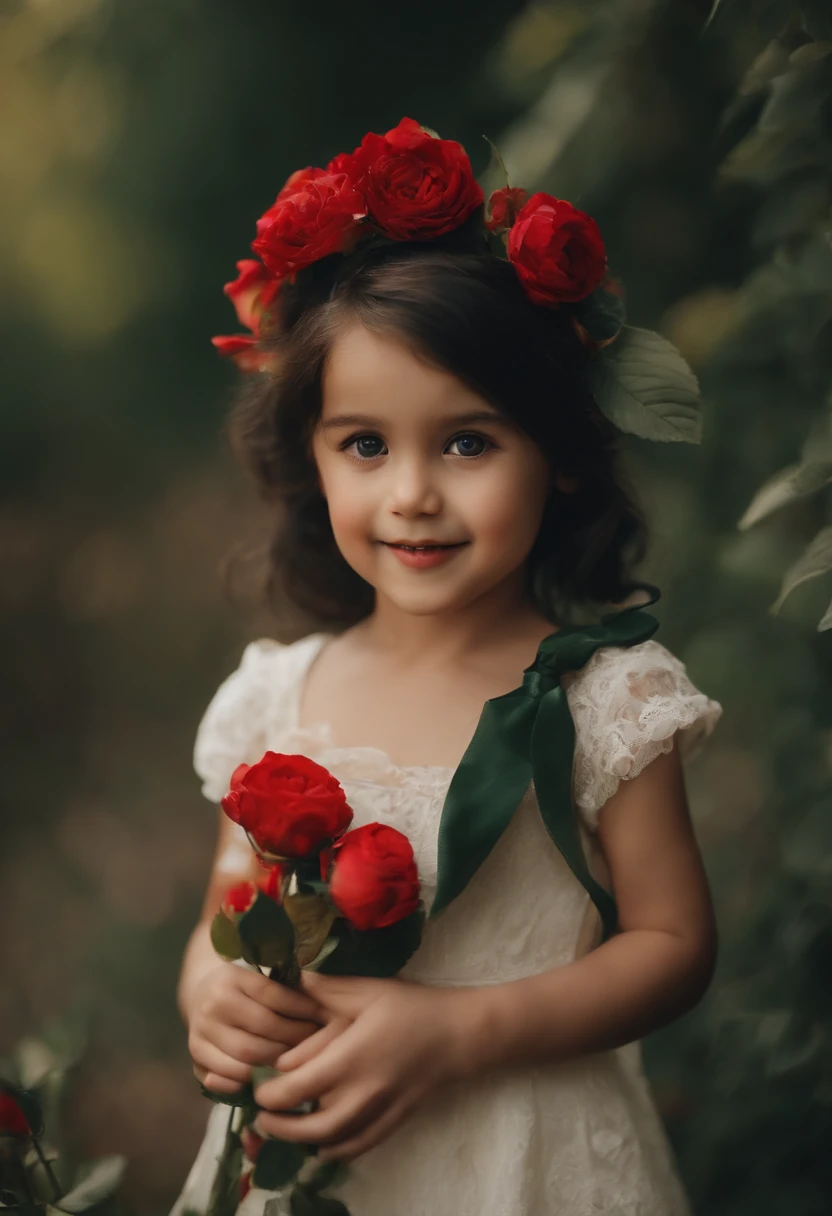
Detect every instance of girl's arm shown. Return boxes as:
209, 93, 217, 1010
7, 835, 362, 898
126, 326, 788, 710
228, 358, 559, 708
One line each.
251, 738, 716, 1161
177, 809, 255, 1025
178, 810, 324, 1093
458, 737, 717, 1073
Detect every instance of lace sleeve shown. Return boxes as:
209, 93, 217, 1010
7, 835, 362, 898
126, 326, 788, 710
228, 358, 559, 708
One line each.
193, 638, 285, 804
564, 639, 722, 830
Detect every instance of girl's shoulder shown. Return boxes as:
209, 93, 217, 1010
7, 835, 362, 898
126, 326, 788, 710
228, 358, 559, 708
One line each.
563, 638, 722, 829
192, 632, 329, 803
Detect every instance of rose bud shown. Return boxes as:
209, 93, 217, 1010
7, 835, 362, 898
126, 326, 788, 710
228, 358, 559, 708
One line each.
221, 753, 353, 860
0, 1090, 30, 1137
221, 881, 257, 919
241, 1126, 264, 1164
485, 186, 528, 233
256, 863, 284, 902
328, 823, 420, 932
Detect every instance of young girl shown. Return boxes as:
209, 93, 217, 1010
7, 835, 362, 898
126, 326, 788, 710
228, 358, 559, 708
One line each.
173, 119, 722, 1216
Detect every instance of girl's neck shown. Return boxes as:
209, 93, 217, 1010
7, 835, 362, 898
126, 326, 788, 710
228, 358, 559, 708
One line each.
354, 571, 557, 666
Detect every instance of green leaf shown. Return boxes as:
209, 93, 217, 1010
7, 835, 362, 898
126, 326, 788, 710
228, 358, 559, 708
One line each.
249, 1065, 278, 1090
305, 1159, 347, 1194
198, 1081, 255, 1109
570, 287, 626, 342
252, 1139, 309, 1190
759, 60, 832, 136
702, 0, 723, 32
237, 892, 296, 969
772, 525, 832, 613
318, 910, 425, 978
818, 595, 832, 631
284, 893, 336, 968
303, 938, 340, 973
586, 327, 702, 443
14, 1040, 57, 1091
739, 460, 832, 529
289, 1183, 350, 1216
57, 1156, 125, 1213
210, 910, 242, 961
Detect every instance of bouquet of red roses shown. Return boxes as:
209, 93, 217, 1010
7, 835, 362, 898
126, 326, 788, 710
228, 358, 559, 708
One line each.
203, 751, 424, 1216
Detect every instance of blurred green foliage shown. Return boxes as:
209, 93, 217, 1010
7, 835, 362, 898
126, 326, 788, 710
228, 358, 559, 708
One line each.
1, 1, 831, 1213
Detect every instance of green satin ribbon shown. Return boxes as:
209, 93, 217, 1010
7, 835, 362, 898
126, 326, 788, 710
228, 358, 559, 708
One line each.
430, 585, 661, 941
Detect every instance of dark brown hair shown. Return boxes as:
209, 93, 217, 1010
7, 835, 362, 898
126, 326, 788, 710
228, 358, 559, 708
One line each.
226, 239, 648, 628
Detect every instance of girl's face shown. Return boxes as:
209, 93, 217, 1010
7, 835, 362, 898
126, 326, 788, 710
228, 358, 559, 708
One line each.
312, 320, 553, 619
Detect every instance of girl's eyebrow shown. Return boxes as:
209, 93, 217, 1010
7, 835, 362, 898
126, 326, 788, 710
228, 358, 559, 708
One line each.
320, 409, 508, 431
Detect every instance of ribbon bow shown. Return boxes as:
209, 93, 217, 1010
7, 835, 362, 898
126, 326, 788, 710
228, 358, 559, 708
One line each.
430, 586, 661, 941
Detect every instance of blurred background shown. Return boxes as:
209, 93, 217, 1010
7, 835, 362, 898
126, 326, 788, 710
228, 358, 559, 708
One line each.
2, 0, 831, 1212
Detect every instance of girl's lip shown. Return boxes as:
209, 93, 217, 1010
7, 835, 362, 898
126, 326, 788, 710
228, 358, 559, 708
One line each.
382, 542, 468, 569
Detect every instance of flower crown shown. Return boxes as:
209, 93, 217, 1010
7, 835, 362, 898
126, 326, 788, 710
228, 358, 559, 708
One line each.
213, 117, 702, 445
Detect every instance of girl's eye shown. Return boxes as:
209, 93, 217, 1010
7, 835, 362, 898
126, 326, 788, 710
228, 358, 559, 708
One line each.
340, 431, 495, 462
447, 433, 493, 458
349, 435, 386, 460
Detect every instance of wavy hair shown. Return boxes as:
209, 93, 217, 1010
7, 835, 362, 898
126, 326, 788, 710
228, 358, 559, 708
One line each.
225, 241, 648, 628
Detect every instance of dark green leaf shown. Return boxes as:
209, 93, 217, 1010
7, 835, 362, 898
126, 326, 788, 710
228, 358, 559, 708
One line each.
772, 525, 832, 612
289, 1183, 350, 1216
237, 893, 296, 969
198, 1082, 255, 1109
284, 893, 336, 967
252, 1139, 309, 1190
305, 1159, 348, 1194
739, 460, 832, 528
818, 595, 832, 631
57, 1157, 125, 1213
210, 911, 242, 962
317, 910, 425, 978
569, 287, 626, 342
586, 327, 702, 443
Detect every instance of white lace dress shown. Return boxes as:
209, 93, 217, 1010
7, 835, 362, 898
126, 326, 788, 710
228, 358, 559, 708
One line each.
173, 633, 722, 1216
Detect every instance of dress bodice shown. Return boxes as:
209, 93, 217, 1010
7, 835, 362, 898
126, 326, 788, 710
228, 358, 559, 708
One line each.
193, 632, 722, 985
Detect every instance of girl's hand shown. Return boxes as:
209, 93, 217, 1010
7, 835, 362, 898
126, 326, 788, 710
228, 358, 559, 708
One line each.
188, 962, 325, 1095
252, 971, 474, 1161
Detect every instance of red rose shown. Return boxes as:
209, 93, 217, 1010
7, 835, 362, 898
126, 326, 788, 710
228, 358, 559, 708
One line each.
223, 259, 281, 333
241, 1126, 264, 1164
212, 259, 282, 371
252, 171, 367, 279
327, 823, 420, 931
276, 166, 329, 201
255, 862, 284, 902
350, 116, 483, 241
0, 1090, 30, 1137
507, 193, 607, 305
222, 880, 257, 917
485, 186, 528, 233
221, 752, 353, 859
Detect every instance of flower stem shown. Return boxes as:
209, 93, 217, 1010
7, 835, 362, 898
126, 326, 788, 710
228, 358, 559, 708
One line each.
31, 1135, 62, 1203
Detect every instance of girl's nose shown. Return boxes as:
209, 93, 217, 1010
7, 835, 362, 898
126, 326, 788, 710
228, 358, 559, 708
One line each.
387, 458, 442, 517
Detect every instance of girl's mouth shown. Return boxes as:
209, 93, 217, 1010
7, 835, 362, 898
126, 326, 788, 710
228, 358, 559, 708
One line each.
382, 542, 468, 569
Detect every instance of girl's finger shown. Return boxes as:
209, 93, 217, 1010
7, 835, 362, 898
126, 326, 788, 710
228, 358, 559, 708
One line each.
190, 1039, 251, 1087
230, 996, 321, 1048
254, 1024, 361, 1111
209, 1023, 287, 1067
236, 970, 324, 1022
276, 1019, 347, 1071
317, 1097, 412, 1163
257, 1086, 389, 1146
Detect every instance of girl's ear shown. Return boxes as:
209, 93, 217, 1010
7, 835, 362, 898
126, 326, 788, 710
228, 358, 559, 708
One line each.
552, 470, 581, 495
